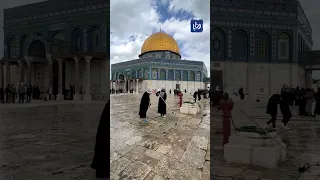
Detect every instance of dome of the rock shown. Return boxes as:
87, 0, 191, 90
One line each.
140, 31, 180, 57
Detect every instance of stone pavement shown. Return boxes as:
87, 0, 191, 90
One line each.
0, 101, 107, 180
110, 93, 210, 180
211, 97, 320, 180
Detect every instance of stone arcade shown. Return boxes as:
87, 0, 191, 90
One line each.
0, 0, 108, 100
111, 31, 210, 93
211, 0, 313, 100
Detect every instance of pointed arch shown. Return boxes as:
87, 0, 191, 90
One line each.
256, 31, 270, 62
72, 28, 82, 52
89, 26, 102, 52
212, 28, 225, 59
160, 69, 166, 80
189, 71, 195, 81
168, 70, 174, 80
233, 29, 249, 61
278, 32, 291, 60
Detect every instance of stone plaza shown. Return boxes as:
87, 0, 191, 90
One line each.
110, 93, 210, 180
0, 100, 107, 179
211, 97, 320, 180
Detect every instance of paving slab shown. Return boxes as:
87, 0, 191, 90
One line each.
111, 93, 210, 179
0, 102, 105, 179
211, 99, 320, 179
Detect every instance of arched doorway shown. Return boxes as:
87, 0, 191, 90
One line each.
28, 40, 46, 58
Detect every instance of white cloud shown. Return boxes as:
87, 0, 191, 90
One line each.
110, 0, 210, 76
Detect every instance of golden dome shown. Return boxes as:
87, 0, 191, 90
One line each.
140, 31, 180, 56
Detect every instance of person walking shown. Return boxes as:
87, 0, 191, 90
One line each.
305, 88, 314, 116
4, 84, 10, 103
197, 90, 201, 101
280, 87, 292, 130
238, 87, 245, 100
193, 91, 198, 102
11, 84, 16, 103
156, 88, 167, 117
19, 82, 26, 103
91, 101, 109, 178
139, 90, 151, 119
26, 84, 32, 103
313, 88, 320, 117
266, 93, 281, 128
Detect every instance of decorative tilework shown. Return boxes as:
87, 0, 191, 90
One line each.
272, 30, 276, 60
83, 28, 88, 52
227, 30, 232, 58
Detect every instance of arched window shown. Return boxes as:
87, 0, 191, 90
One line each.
8, 38, 16, 58
144, 69, 149, 79
212, 29, 225, 59
90, 27, 102, 52
189, 71, 195, 81
175, 71, 181, 80
160, 69, 166, 80
256, 31, 270, 61
21, 36, 29, 57
233, 30, 248, 61
278, 33, 290, 60
119, 74, 124, 81
168, 70, 174, 80
196, 72, 201, 81
183, 70, 188, 81
138, 70, 142, 78
152, 69, 157, 79
72, 29, 82, 52
126, 72, 131, 79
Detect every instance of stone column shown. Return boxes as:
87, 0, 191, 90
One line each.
124, 79, 127, 92
18, 61, 24, 83
3, 62, 8, 87
57, 58, 64, 100
136, 79, 139, 94
26, 60, 32, 85
84, 56, 92, 101
46, 54, 53, 100
73, 57, 81, 100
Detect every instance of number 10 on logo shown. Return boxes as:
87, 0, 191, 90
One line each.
191, 20, 203, 32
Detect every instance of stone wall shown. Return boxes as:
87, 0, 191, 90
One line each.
213, 61, 305, 96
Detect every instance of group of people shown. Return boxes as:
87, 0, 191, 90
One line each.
266, 86, 320, 129
0, 83, 34, 103
139, 88, 168, 119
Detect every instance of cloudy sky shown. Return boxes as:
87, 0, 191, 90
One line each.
110, 0, 210, 75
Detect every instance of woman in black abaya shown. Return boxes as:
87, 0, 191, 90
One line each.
156, 88, 167, 117
139, 90, 151, 118
91, 101, 109, 178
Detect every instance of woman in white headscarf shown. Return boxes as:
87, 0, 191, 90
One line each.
156, 88, 167, 117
